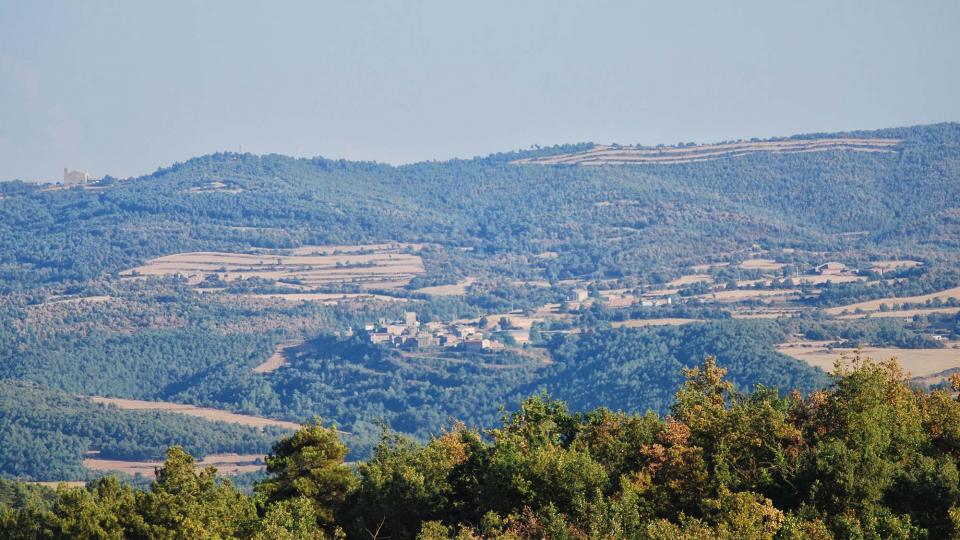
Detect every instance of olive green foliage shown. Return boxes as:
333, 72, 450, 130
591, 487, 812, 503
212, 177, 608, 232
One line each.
5, 357, 960, 538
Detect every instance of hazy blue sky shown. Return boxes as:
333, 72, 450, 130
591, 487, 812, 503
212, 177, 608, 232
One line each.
2, 0, 958, 180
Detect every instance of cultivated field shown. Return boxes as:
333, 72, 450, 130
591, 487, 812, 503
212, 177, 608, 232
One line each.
253, 340, 303, 373
739, 258, 786, 271
248, 292, 406, 304
776, 341, 960, 378
695, 289, 800, 303
611, 318, 701, 328
121, 244, 425, 289
824, 286, 960, 316
871, 260, 922, 271
667, 274, 713, 287
836, 307, 960, 320
84, 453, 265, 478
513, 138, 901, 165
415, 277, 477, 296
90, 397, 301, 430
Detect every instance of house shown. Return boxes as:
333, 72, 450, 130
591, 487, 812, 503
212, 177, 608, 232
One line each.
63, 168, 90, 185
464, 339, 489, 351
816, 262, 848, 275
568, 289, 589, 302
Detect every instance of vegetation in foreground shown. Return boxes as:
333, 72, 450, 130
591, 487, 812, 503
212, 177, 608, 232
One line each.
4, 356, 960, 539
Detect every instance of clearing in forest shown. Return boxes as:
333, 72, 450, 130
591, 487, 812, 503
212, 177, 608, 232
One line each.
611, 318, 701, 328
824, 286, 960, 316
120, 243, 425, 290
776, 341, 960, 378
83, 453, 265, 478
90, 397, 301, 431
253, 340, 303, 373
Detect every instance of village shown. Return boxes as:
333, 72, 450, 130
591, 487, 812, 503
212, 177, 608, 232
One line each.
361, 311, 507, 351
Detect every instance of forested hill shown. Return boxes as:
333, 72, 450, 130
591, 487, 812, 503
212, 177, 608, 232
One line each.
0, 122, 958, 290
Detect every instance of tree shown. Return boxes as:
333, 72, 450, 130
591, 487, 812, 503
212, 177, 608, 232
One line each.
256, 421, 356, 529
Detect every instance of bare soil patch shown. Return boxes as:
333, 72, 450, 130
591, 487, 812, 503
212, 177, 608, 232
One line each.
90, 397, 301, 430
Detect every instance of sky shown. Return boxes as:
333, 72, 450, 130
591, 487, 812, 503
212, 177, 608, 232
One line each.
1, 0, 959, 181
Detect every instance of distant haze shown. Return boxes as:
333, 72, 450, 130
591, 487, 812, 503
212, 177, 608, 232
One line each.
1, 0, 958, 181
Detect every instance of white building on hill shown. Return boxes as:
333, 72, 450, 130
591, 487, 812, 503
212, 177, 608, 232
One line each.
63, 168, 92, 185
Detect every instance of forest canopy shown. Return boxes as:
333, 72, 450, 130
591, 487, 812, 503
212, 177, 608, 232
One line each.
4, 356, 960, 539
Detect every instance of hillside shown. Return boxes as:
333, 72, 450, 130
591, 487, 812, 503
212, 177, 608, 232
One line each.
1, 123, 959, 484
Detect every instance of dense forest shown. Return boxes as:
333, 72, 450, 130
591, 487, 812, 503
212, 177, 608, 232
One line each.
4, 358, 960, 539
0, 380, 289, 481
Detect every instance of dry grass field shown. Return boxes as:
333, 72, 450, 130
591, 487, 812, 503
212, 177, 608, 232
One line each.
248, 292, 406, 304
611, 318, 701, 328
415, 277, 477, 296
824, 286, 960, 316
83, 453, 265, 478
836, 306, 960, 320
871, 260, 922, 271
793, 275, 865, 285
776, 341, 960, 378
253, 340, 303, 373
121, 244, 425, 289
90, 397, 301, 430
730, 308, 802, 319
667, 274, 713, 287
739, 258, 786, 271
695, 289, 800, 303
512, 138, 901, 165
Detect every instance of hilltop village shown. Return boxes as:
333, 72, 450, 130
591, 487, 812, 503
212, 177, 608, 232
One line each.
361, 312, 505, 351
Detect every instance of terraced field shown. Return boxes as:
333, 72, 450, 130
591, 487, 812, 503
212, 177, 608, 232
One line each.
513, 137, 901, 165
120, 243, 425, 289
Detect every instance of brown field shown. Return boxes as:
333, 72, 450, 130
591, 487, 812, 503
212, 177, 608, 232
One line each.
415, 277, 477, 296
836, 307, 960, 320
667, 274, 713, 287
120, 244, 425, 289
612, 318, 701, 328
793, 275, 865, 285
739, 258, 786, 271
84, 453, 265, 478
824, 286, 960, 316
695, 289, 800, 303
90, 397, 301, 431
513, 138, 901, 165
871, 259, 922, 271
777, 341, 960, 378
248, 292, 406, 304
253, 340, 303, 373
730, 308, 801, 319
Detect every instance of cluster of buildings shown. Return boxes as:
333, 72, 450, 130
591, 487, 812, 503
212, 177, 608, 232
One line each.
363, 312, 503, 351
